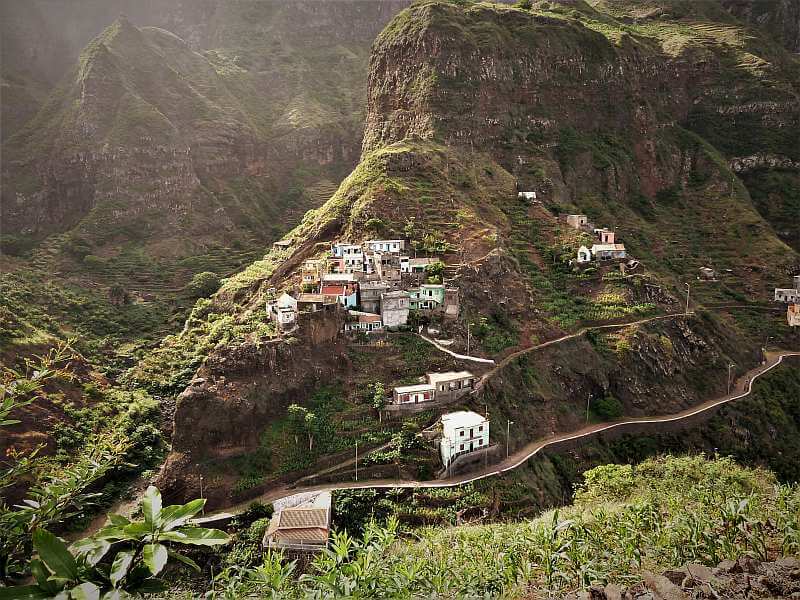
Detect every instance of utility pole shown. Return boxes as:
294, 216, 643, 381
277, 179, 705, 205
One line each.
354, 442, 358, 482
467, 320, 471, 354
199, 474, 204, 515
685, 282, 691, 315
506, 420, 514, 458
727, 363, 734, 394
586, 395, 591, 423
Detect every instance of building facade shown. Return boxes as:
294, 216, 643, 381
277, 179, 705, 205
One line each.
381, 290, 410, 328
789, 304, 800, 327
268, 293, 297, 330
426, 371, 475, 403
263, 491, 331, 553
565, 214, 588, 229
439, 411, 489, 467
591, 244, 627, 261
343, 311, 383, 333
393, 383, 435, 404
360, 281, 389, 314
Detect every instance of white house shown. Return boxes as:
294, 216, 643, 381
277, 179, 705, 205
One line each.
775, 276, 800, 303
426, 371, 475, 402
577, 245, 592, 263
392, 383, 435, 405
263, 491, 331, 552
365, 240, 405, 254
343, 310, 383, 333
518, 191, 536, 201
439, 411, 489, 467
591, 243, 626, 261
268, 293, 297, 329
331, 243, 364, 273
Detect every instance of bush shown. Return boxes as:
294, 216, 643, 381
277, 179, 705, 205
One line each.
187, 271, 221, 297
591, 394, 624, 420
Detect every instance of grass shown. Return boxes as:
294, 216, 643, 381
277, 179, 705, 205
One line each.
182, 455, 800, 598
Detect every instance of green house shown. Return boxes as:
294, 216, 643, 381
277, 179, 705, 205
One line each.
409, 284, 445, 310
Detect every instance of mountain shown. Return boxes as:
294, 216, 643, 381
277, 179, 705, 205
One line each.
0, 1, 410, 372
141, 0, 800, 505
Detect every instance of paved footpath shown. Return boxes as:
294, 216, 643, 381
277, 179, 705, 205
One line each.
207, 349, 800, 520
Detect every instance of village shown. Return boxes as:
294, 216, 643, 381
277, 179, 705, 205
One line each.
257, 218, 648, 555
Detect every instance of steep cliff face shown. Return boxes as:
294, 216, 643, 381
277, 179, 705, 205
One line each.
721, 0, 800, 54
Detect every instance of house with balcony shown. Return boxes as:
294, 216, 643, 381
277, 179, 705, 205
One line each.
301, 259, 324, 288
426, 371, 475, 403
409, 284, 446, 311
439, 411, 489, 467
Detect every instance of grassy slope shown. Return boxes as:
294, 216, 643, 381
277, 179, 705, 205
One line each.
167, 455, 800, 598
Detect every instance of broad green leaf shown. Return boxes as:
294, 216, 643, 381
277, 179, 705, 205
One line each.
132, 579, 167, 594
160, 527, 230, 546
121, 522, 151, 537
143, 543, 168, 576
31, 559, 61, 594
167, 549, 200, 572
141, 486, 162, 528
33, 529, 78, 580
71, 538, 111, 566
0, 585, 52, 599
110, 551, 134, 587
160, 499, 205, 531
70, 582, 100, 600
92, 526, 132, 542
101, 590, 128, 600
107, 514, 130, 527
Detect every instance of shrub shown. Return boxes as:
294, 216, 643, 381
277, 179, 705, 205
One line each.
592, 394, 624, 420
186, 271, 221, 297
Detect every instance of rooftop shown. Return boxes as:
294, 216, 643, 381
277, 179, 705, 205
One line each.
297, 293, 337, 304
394, 383, 435, 394
322, 273, 356, 282
441, 410, 487, 429
427, 371, 474, 385
591, 243, 626, 251
383, 290, 410, 298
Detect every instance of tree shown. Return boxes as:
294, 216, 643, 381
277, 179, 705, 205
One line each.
304, 412, 318, 451
108, 284, 129, 306
1, 486, 229, 598
186, 271, 221, 298
371, 382, 386, 423
287, 404, 308, 446
424, 261, 445, 284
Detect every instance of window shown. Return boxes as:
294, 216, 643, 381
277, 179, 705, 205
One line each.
478, 426, 483, 432
469, 428, 473, 437
479, 439, 483, 446
460, 444, 464, 451
460, 431, 464, 437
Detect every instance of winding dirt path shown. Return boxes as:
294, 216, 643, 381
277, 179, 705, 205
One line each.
207, 349, 800, 519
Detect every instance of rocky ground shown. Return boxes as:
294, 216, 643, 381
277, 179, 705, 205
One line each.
562, 557, 800, 600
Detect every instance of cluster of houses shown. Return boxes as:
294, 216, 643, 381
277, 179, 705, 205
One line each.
562, 214, 628, 264
266, 239, 459, 334
775, 275, 800, 327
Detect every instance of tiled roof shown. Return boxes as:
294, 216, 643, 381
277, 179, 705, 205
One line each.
278, 508, 329, 529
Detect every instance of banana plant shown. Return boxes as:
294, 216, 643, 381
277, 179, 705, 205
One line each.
0, 486, 229, 599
